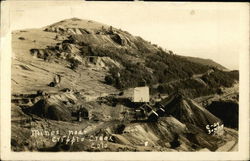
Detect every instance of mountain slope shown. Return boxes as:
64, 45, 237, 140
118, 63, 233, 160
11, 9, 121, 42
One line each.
24, 18, 238, 94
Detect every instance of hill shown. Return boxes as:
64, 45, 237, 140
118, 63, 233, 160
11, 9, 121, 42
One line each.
11, 17, 239, 152
14, 18, 238, 96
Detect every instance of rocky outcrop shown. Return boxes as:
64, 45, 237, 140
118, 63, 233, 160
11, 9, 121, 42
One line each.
44, 26, 93, 35
31, 99, 72, 121
110, 33, 127, 46
85, 56, 122, 70
30, 93, 78, 121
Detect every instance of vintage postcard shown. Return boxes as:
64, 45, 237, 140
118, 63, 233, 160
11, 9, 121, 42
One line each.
0, 1, 249, 160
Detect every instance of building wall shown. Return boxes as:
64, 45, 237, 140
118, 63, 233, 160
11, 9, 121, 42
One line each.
133, 87, 149, 102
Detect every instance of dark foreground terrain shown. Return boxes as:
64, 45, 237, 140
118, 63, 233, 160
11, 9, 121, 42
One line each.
11, 18, 239, 152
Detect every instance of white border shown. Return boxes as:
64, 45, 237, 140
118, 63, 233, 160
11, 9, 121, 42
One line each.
1, 1, 249, 160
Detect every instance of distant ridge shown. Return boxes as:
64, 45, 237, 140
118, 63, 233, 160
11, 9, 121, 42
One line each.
180, 56, 227, 71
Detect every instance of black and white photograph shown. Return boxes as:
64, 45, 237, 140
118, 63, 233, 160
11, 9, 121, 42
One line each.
0, 1, 249, 160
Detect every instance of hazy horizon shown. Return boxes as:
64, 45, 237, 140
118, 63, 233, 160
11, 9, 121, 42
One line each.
9, 2, 245, 70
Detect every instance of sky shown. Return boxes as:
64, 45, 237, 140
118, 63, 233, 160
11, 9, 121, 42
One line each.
9, 1, 248, 70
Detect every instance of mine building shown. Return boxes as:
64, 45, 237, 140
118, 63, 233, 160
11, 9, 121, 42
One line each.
132, 86, 160, 121
116, 86, 168, 122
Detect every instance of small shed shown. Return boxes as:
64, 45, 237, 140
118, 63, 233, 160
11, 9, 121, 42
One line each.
133, 86, 149, 103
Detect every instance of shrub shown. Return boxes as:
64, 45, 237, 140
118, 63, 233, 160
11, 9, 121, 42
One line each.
18, 37, 25, 40
69, 58, 81, 71
105, 75, 115, 85
157, 85, 165, 93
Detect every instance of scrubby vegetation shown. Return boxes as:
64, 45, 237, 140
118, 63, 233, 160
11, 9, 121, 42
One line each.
201, 70, 239, 88
145, 52, 210, 82
91, 43, 213, 90
67, 32, 239, 98
100, 45, 238, 98
152, 69, 239, 98
69, 58, 81, 71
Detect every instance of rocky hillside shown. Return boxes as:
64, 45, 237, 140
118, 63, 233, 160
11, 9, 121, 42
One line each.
18, 18, 238, 97
11, 18, 239, 152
